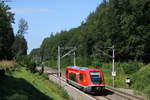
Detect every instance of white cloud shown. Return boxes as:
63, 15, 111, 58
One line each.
11, 8, 50, 14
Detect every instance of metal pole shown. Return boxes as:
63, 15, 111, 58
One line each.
112, 45, 115, 87
58, 46, 61, 86
74, 52, 76, 66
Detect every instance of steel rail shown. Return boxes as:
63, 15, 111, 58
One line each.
106, 87, 146, 100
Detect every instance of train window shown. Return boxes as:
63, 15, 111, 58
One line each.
90, 72, 102, 84
79, 74, 83, 81
69, 73, 77, 82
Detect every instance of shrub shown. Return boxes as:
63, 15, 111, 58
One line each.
131, 64, 150, 99
121, 61, 143, 75
16, 56, 36, 73
44, 60, 57, 69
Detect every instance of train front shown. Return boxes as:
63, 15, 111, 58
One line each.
85, 69, 105, 94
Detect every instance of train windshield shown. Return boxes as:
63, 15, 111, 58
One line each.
90, 72, 101, 84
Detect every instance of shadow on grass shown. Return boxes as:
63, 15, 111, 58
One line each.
0, 75, 53, 100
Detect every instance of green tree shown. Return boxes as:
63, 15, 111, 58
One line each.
12, 35, 27, 57
12, 18, 28, 58
0, 1, 15, 60
17, 18, 28, 36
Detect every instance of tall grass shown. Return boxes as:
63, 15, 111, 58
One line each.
0, 61, 15, 70
0, 61, 16, 76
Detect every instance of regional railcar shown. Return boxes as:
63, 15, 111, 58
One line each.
65, 66, 105, 94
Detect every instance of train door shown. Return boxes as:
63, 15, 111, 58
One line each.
76, 73, 80, 83
66, 70, 68, 78
79, 73, 83, 82
78, 72, 85, 85
78, 72, 88, 86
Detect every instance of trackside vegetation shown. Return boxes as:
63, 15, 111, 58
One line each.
131, 64, 150, 99
0, 67, 70, 100
93, 62, 150, 99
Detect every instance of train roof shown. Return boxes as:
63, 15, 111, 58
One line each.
67, 66, 100, 71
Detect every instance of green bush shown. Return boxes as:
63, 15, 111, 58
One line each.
16, 56, 36, 73
121, 61, 143, 75
131, 64, 150, 99
44, 59, 57, 69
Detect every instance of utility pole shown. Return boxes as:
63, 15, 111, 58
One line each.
57, 46, 61, 86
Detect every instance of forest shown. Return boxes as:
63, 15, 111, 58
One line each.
30, 0, 150, 64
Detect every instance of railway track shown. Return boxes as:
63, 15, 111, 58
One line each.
44, 68, 146, 100
48, 72, 113, 100
106, 87, 146, 100
46, 69, 109, 100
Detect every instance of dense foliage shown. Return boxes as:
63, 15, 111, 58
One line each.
12, 35, 27, 58
31, 0, 150, 64
16, 56, 36, 73
0, 2, 15, 60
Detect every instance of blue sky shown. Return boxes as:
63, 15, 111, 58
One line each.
6, 0, 102, 53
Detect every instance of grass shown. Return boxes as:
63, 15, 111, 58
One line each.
0, 67, 70, 100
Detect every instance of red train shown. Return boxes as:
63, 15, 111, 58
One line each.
65, 66, 105, 94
